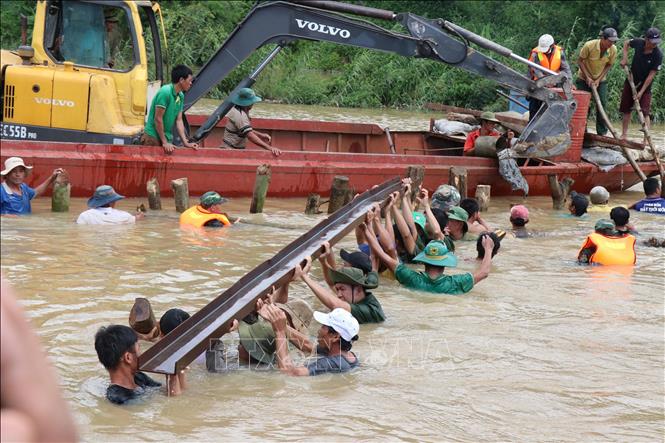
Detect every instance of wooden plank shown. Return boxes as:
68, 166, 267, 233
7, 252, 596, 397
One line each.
139, 177, 402, 375
583, 132, 645, 151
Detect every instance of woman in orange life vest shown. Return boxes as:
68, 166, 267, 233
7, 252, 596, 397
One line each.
578, 219, 636, 265
527, 34, 573, 122
180, 191, 232, 228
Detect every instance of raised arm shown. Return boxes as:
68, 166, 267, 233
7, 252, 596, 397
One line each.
256, 297, 314, 354
401, 180, 418, 239
383, 191, 397, 242
285, 325, 314, 355
363, 218, 398, 273
420, 188, 443, 240
268, 281, 289, 305
472, 235, 494, 284
296, 258, 351, 312
392, 205, 417, 254
317, 241, 336, 289
33, 168, 64, 197
260, 304, 309, 376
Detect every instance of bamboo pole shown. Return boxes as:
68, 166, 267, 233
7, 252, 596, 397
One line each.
622, 65, 665, 193
589, 84, 647, 181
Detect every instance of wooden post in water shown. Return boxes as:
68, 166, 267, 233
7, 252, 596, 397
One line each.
305, 193, 322, 215
547, 174, 575, 210
475, 185, 491, 211
51, 173, 70, 212
328, 176, 350, 214
170, 178, 189, 213
250, 164, 271, 214
406, 165, 425, 201
449, 167, 467, 199
129, 297, 156, 335
146, 178, 162, 210
343, 187, 354, 206
590, 84, 647, 182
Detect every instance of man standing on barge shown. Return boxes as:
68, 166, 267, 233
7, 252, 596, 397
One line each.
576, 27, 619, 136
142, 64, 199, 154
619, 27, 662, 140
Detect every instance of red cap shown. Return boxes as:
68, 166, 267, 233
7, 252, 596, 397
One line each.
510, 205, 529, 220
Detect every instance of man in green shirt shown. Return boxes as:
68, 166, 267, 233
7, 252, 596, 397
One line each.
363, 216, 495, 294
142, 64, 199, 154
293, 256, 385, 324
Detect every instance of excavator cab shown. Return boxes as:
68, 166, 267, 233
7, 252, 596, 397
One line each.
1, 0, 167, 144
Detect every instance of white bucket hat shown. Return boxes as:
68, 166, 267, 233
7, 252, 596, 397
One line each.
313, 308, 359, 342
537, 34, 555, 52
1, 157, 33, 176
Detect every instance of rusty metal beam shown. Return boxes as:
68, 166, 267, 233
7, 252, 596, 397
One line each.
139, 176, 402, 375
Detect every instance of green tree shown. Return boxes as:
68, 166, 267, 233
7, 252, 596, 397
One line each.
2, 0, 662, 121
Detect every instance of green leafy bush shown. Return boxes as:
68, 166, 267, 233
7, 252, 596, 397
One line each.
2, 0, 662, 121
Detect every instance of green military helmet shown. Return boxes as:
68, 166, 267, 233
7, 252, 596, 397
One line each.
431, 184, 461, 211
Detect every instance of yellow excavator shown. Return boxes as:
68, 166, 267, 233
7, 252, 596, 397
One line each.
1, 0, 166, 144
1, 0, 575, 157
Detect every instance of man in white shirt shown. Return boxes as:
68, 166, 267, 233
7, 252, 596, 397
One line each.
77, 185, 143, 225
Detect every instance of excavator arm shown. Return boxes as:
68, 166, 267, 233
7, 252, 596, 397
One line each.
187, 0, 576, 157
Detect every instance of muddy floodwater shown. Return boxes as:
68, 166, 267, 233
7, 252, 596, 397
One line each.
1, 190, 663, 442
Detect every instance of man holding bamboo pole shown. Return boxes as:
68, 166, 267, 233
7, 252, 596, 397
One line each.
575, 27, 619, 136
619, 27, 662, 140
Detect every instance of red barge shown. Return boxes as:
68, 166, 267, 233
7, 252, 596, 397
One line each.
2, 1, 658, 199
0, 93, 658, 199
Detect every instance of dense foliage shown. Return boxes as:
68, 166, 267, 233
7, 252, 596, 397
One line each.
2, 0, 663, 121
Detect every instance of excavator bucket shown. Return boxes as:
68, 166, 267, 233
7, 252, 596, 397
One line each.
512, 99, 575, 158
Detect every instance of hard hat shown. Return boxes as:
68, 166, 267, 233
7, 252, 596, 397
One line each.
537, 34, 555, 52
589, 186, 610, 205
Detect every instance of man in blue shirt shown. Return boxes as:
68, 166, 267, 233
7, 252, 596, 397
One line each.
1, 157, 64, 215
629, 177, 664, 215
260, 303, 360, 376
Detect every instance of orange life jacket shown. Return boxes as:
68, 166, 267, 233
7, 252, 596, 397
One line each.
530, 45, 562, 79
179, 205, 231, 228
578, 232, 636, 265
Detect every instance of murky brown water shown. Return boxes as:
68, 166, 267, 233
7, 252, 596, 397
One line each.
1, 188, 663, 441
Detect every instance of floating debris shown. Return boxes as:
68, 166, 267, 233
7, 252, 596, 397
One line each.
643, 237, 665, 248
